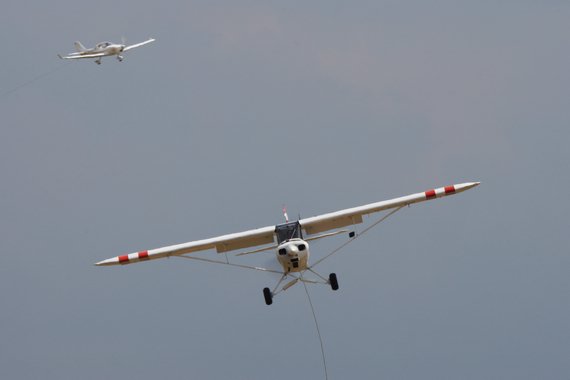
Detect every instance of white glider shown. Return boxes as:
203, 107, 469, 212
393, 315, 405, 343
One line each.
58, 38, 155, 64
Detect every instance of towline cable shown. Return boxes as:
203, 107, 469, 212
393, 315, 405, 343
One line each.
302, 279, 329, 380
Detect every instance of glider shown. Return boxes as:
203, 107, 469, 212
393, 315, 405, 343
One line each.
58, 38, 155, 64
96, 182, 479, 305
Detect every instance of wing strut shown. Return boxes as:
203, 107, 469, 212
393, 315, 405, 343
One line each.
309, 205, 405, 269
175, 254, 284, 274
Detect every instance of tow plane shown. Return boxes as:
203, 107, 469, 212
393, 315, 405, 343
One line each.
96, 182, 479, 305
58, 38, 155, 65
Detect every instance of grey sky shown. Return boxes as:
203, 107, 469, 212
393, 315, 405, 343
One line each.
1, 1, 569, 379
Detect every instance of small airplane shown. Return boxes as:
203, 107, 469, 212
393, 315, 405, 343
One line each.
96, 182, 479, 305
58, 38, 155, 65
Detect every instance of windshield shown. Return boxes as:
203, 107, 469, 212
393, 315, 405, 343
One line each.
275, 221, 303, 243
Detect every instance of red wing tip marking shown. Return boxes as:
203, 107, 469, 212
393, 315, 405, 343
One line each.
444, 185, 456, 194
118, 255, 129, 263
138, 251, 149, 260
425, 189, 436, 199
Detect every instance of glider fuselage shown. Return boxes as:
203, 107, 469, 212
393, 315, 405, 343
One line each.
70, 42, 124, 57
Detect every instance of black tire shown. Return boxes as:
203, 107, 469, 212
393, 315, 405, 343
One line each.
263, 287, 273, 305
329, 273, 339, 291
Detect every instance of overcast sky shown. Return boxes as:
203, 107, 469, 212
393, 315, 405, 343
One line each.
1, 1, 569, 379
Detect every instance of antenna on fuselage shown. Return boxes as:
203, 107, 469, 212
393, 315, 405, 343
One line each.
282, 205, 289, 223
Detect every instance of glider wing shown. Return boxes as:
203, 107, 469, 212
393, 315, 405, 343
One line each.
123, 38, 156, 52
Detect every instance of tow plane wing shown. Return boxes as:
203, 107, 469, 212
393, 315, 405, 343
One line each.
299, 182, 478, 235
96, 225, 276, 266
96, 182, 479, 266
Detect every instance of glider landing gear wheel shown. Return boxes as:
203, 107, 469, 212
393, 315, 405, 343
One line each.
329, 273, 339, 291
263, 287, 273, 305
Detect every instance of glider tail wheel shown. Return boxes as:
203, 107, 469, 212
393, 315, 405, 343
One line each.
263, 287, 273, 305
329, 273, 339, 291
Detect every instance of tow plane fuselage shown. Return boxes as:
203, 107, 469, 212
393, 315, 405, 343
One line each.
96, 182, 480, 305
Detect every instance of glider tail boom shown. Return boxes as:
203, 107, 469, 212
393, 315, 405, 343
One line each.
74, 41, 87, 52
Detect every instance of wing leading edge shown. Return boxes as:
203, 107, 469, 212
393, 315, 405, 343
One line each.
123, 38, 155, 52
96, 182, 479, 266
59, 52, 106, 59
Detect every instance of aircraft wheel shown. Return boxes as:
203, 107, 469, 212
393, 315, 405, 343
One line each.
329, 273, 339, 291
263, 287, 273, 305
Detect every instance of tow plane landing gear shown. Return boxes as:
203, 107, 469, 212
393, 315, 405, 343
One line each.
329, 273, 339, 291
262, 270, 339, 305
263, 287, 273, 305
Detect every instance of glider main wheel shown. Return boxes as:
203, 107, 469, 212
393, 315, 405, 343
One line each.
329, 273, 339, 291
263, 287, 273, 305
